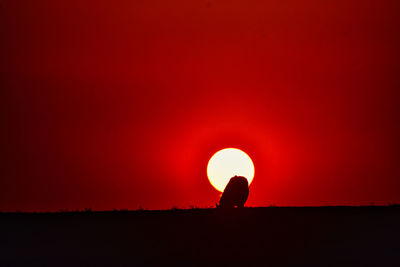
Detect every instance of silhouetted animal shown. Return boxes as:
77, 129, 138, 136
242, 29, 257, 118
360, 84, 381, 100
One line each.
218, 176, 249, 208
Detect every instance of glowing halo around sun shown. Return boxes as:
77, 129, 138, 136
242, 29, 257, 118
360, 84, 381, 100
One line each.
207, 148, 255, 192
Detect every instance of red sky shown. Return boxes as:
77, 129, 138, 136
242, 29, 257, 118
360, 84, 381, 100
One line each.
1, 0, 400, 211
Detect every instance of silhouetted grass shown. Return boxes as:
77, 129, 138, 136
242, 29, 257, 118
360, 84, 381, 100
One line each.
1, 205, 399, 266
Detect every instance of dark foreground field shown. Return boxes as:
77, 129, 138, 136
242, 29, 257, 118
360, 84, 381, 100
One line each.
1, 207, 399, 266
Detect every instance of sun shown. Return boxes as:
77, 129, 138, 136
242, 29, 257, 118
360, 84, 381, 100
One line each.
207, 148, 255, 192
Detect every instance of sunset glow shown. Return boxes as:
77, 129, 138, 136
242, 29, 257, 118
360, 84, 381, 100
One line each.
1, 0, 400, 211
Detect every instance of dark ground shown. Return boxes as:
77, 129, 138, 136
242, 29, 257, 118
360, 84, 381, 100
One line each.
1, 206, 399, 266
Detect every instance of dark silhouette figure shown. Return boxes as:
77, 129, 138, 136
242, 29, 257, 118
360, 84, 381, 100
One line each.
218, 176, 249, 208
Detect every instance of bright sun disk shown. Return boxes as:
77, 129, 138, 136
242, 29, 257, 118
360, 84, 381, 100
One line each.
207, 148, 255, 192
